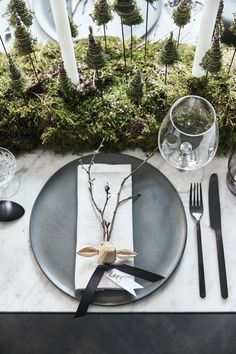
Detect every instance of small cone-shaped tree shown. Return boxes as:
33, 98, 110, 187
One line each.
201, 24, 222, 76
13, 11, 38, 80
228, 14, 236, 73
85, 26, 106, 70
8, 0, 33, 28
215, 0, 224, 36
68, 16, 78, 38
113, 0, 134, 16
8, 55, 25, 92
122, 3, 143, 26
230, 13, 236, 34
123, 5, 143, 61
92, 0, 112, 26
160, 32, 178, 84
58, 61, 77, 101
13, 11, 35, 56
172, 0, 191, 45
144, 0, 156, 58
92, 0, 112, 52
127, 70, 144, 104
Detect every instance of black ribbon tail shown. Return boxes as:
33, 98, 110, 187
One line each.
74, 264, 164, 319
74, 265, 107, 318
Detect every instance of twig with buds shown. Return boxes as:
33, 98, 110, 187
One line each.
78, 142, 159, 264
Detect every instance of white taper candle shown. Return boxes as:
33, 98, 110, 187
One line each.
50, 0, 80, 85
192, 0, 220, 77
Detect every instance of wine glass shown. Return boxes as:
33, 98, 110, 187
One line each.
158, 95, 219, 191
0, 147, 19, 199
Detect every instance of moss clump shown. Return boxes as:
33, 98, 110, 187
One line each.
0, 37, 235, 156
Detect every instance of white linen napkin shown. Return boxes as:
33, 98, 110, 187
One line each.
75, 163, 134, 291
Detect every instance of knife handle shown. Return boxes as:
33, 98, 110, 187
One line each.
216, 230, 228, 299
196, 221, 206, 298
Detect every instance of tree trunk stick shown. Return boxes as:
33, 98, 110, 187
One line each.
144, 1, 149, 58
103, 24, 107, 53
29, 54, 39, 81
0, 35, 8, 57
131, 26, 133, 62
177, 26, 181, 47
121, 17, 127, 82
228, 47, 236, 74
205, 70, 209, 81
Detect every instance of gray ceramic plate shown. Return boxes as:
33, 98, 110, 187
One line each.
30, 153, 187, 306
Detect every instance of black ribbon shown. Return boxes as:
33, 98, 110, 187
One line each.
74, 264, 165, 318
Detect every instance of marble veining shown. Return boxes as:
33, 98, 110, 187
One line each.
0, 150, 235, 313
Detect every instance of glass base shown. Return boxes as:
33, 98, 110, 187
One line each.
0, 176, 19, 199
171, 168, 204, 194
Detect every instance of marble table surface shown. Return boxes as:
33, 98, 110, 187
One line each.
0, 149, 235, 313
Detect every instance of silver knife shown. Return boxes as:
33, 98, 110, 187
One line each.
209, 173, 228, 298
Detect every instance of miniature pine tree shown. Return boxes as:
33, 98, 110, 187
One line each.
8, 55, 25, 92
144, 0, 156, 58
127, 70, 144, 104
92, 0, 112, 52
160, 32, 178, 84
8, 0, 33, 28
68, 16, 78, 38
122, 3, 143, 26
123, 5, 143, 61
13, 11, 35, 56
215, 0, 224, 36
58, 61, 77, 102
114, 0, 136, 80
201, 24, 222, 77
172, 0, 191, 45
230, 13, 236, 35
85, 26, 106, 71
228, 14, 236, 73
13, 11, 38, 80
113, 0, 135, 16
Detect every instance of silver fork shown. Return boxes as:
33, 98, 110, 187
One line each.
189, 183, 206, 298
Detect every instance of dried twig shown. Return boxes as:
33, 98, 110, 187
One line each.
80, 141, 159, 242
79, 138, 108, 239
119, 193, 141, 207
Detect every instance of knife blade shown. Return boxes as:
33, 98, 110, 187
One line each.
209, 173, 228, 299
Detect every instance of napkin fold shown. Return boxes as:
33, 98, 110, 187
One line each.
74, 163, 134, 292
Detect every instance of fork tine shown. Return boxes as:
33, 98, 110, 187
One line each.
190, 183, 192, 207
199, 183, 203, 206
196, 183, 199, 206
193, 183, 196, 206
